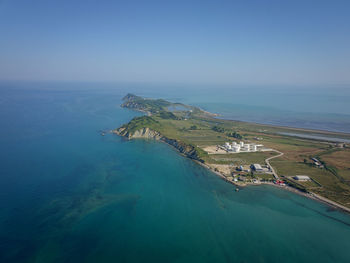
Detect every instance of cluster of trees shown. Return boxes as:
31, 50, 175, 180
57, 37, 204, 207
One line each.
179, 125, 198, 132
211, 125, 225, 133
227, 131, 243, 139
211, 126, 243, 139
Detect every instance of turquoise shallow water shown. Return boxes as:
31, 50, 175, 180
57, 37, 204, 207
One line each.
1, 83, 350, 262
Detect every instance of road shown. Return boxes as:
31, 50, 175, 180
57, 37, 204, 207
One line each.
265, 150, 284, 180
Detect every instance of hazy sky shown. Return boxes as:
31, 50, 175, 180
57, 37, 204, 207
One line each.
1, 0, 349, 85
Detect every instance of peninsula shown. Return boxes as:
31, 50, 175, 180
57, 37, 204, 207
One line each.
115, 94, 350, 212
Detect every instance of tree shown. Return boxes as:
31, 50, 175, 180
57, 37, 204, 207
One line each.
212, 125, 225, 133
227, 131, 243, 139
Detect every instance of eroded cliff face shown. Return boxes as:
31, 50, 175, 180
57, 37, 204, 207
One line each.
114, 127, 203, 162
162, 137, 201, 161
114, 127, 161, 139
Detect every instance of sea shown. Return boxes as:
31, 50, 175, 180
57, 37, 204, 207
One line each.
1, 81, 350, 263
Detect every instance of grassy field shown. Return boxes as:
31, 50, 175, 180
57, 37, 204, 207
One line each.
117, 94, 350, 208
255, 173, 275, 180
317, 149, 350, 181
209, 152, 278, 165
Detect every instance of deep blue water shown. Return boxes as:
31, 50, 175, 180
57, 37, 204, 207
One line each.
1, 82, 350, 262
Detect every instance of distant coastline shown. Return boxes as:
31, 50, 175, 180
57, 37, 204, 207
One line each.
214, 114, 350, 140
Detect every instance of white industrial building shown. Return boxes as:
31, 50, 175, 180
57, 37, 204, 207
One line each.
251, 164, 263, 171
293, 175, 311, 181
232, 145, 240, 152
223, 141, 262, 153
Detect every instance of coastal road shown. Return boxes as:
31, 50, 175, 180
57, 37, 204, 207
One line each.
265, 150, 284, 180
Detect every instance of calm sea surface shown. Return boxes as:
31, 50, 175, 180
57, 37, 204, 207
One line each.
1, 82, 350, 262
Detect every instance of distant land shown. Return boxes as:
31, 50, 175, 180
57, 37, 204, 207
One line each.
115, 94, 350, 213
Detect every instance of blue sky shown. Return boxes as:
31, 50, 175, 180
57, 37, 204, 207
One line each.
0, 0, 349, 85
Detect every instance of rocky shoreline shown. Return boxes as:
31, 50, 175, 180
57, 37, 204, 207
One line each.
114, 127, 203, 162
114, 127, 350, 215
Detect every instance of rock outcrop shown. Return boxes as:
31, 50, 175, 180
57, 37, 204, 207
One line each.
114, 127, 203, 162
114, 127, 162, 140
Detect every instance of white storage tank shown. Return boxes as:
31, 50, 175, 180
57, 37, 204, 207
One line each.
233, 146, 240, 152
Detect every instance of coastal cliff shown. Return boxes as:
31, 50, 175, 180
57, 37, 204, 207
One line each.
115, 126, 162, 139
114, 94, 350, 212
114, 127, 203, 162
